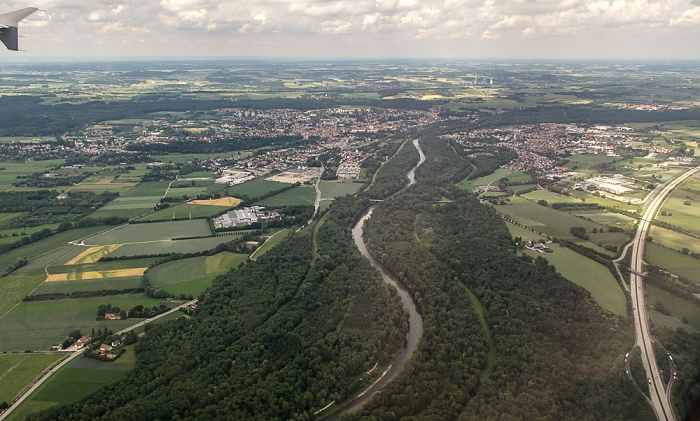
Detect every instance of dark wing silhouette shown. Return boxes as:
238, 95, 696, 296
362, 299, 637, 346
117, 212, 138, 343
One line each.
0, 7, 38, 51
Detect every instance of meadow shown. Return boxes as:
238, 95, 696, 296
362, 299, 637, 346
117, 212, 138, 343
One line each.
505, 223, 627, 316
6, 348, 136, 420
137, 202, 232, 222
83, 220, 212, 245
645, 243, 700, 283
254, 186, 316, 206
657, 174, 700, 236
318, 181, 364, 199
147, 252, 247, 296
650, 226, 700, 256
228, 179, 291, 199
646, 285, 700, 332
0, 353, 64, 404
106, 236, 239, 258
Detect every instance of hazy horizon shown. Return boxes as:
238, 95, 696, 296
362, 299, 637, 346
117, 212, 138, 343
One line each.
2, 0, 700, 60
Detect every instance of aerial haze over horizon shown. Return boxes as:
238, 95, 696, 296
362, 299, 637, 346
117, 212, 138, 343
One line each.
2, 0, 700, 59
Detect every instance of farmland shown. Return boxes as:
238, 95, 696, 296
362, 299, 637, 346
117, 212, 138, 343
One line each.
0, 353, 64, 405
137, 201, 234, 222
646, 243, 700, 283
318, 181, 364, 199
228, 179, 292, 199
6, 349, 136, 421
250, 228, 291, 260
83, 220, 212, 245
457, 168, 512, 191
147, 251, 248, 296
0, 293, 171, 352
646, 285, 700, 332
254, 186, 316, 206
505, 222, 627, 316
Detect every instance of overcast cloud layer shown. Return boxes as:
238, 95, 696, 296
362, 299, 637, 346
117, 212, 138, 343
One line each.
4, 0, 700, 59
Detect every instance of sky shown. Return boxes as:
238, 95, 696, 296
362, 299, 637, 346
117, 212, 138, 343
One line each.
3, 0, 700, 59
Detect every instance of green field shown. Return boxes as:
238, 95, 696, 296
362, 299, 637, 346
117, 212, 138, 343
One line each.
0, 226, 108, 271
147, 252, 247, 296
495, 197, 614, 243
0, 294, 167, 352
165, 186, 209, 198
138, 203, 231, 222
6, 350, 136, 420
84, 220, 212, 246
0, 353, 64, 404
505, 223, 627, 316
318, 181, 364, 199
646, 243, 700, 283
254, 186, 316, 206
505, 171, 533, 183
646, 285, 700, 332
121, 181, 170, 197
657, 174, 700, 236
106, 236, 239, 258
228, 179, 291, 199
457, 168, 512, 191
650, 226, 700, 256
250, 229, 291, 260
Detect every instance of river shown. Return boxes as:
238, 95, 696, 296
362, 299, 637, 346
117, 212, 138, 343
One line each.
326, 139, 425, 419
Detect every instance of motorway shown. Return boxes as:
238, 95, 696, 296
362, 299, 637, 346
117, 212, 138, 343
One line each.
629, 166, 699, 421
0, 299, 197, 421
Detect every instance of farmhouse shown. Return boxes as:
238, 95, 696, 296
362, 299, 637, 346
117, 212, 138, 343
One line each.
100, 344, 113, 352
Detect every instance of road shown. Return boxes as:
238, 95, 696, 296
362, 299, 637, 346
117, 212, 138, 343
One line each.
629, 166, 699, 421
0, 299, 197, 421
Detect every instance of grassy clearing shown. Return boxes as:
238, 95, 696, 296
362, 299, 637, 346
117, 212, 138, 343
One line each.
84, 220, 211, 245
147, 252, 247, 295
0, 353, 64, 404
318, 181, 364, 199
228, 179, 291, 199
657, 175, 700, 236
646, 285, 700, 331
505, 222, 627, 316
0, 294, 167, 352
254, 186, 316, 206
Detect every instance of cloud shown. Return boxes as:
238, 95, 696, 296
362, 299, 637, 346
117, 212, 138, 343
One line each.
2, 0, 699, 58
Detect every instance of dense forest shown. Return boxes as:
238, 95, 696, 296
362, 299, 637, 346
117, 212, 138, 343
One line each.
30, 135, 660, 420
349, 137, 653, 420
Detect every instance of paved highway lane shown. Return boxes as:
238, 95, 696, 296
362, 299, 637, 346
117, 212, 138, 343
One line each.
630, 166, 699, 421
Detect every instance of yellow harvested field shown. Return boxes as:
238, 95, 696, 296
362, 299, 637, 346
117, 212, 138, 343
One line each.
66, 245, 122, 265
188, 197, 242, 207
45, 267, 148, 282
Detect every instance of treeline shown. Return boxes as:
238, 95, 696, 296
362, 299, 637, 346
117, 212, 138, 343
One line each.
659, 329, 700, 419
23, 288, 145, 302
349, 137, 652, 420
0, 190, 119, 229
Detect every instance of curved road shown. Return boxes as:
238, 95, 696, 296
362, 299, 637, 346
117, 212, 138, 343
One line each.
630, 166, 699, 421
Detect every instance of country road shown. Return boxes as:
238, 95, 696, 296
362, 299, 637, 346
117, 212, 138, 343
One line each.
629, 165, 699, 421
